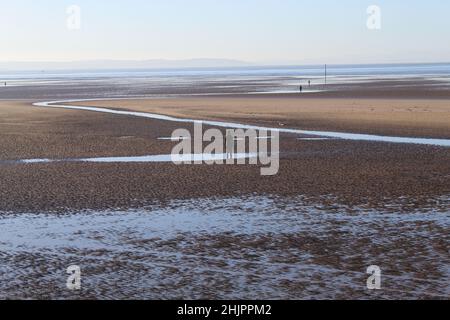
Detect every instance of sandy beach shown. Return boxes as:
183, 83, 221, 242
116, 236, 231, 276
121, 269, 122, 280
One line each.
3, 0, 450, 306
0, 85, 449, 299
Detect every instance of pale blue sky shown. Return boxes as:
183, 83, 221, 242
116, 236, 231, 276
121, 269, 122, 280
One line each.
1, 0, 449, 64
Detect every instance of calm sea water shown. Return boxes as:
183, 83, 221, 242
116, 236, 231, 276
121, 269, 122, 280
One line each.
1, 63, 450, 80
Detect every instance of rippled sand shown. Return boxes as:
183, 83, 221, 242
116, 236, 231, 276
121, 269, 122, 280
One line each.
1, 196, 448, 300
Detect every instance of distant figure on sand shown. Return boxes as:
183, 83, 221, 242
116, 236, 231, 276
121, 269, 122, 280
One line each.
299, 85, 303, 93
308, 80, 311, 88
226, 130, 235, 159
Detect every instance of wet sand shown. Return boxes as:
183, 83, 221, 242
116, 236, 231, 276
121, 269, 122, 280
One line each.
0, 94, 449, 299
2, 74, 450, 101
1, 196, 448, 300
0, 98, 449, 213
1, 96, 449, 212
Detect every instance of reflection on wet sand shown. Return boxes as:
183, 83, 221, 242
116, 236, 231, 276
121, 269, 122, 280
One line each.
1, 196, 448, 300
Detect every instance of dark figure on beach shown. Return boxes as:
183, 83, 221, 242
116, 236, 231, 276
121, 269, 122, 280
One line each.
308, 80, 311, 88
299, 85, 303, 93
226, 130, 235, 159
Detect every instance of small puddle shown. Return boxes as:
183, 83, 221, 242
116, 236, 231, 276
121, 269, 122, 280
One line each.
157, 137, 190, 141
16, 153, 257, 164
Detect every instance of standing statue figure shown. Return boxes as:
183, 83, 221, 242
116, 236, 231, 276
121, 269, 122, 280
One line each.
226, 130, 235, 159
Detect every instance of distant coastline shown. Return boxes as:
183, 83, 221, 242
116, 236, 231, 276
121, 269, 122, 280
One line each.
1, 60, 450, 73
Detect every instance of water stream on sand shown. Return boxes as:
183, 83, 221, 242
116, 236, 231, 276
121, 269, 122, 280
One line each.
34, 100, 450, 147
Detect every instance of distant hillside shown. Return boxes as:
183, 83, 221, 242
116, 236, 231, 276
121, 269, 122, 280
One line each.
0, 59, 254, 71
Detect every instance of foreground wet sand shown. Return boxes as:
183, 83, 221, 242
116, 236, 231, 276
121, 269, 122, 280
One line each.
1, 196, 448, 300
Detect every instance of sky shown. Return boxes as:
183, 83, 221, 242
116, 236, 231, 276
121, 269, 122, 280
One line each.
1, 0, 449, 65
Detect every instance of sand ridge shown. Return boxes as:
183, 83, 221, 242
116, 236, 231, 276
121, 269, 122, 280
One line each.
70, 96, 450, 139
